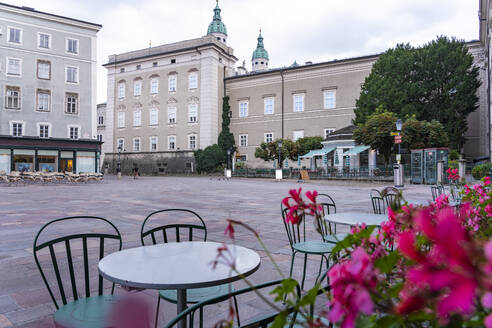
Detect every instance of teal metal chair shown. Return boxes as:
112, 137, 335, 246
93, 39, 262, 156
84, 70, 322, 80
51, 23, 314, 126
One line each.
33, 216, 122, 328
281, 201, 334, 290
317, 193, 348, 244
140, 209, 238, 328
163, 280, 302, 328
371, 194, 386, 214
431, 185, 444, 201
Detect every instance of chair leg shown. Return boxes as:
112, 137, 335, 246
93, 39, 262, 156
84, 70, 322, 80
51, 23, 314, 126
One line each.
301, 253, 308, 290
233, 295, 240, 326
315, 255, 324, 284
154, 295, 161, 328
288, 252, 296, 279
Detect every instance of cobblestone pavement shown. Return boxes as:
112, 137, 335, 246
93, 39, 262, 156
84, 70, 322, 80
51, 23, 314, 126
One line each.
0, 176, 432, 327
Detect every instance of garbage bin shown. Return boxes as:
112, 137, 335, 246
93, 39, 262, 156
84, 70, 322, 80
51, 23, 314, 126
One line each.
394, 163, 404, 188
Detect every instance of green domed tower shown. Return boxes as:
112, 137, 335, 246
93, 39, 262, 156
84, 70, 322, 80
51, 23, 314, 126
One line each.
252, 31, 269, 72
207, 1, 227, 44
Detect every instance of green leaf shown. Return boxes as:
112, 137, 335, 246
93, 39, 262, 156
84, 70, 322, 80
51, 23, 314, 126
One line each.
374, 251, 401, 273
269, 313, 287, 328
374, 315, 401, 328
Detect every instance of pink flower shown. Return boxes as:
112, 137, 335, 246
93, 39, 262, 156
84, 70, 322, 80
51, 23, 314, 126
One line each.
485, 176, 491, 186
224, 220, 235, 239
282, 188, 322, 224
327, 247, 379, 328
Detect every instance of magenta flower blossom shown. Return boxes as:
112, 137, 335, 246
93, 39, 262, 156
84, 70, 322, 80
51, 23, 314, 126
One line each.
282, 188, 321, 224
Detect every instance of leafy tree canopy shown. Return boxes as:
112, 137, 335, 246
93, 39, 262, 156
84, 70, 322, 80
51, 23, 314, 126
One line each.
254, 136, 324, 163
355, 36, 480, 150
218, 96, 236, 161
401, 117, 448, 150
194, 144, 225, 173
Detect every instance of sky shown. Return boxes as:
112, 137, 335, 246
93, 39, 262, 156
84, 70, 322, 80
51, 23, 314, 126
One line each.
5, 0, 480, 103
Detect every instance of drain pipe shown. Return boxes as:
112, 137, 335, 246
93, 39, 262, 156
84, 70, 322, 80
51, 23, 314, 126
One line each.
280, 69, 285, 140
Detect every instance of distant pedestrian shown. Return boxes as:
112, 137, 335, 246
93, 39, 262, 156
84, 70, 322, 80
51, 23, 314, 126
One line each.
133, 165, 139, 179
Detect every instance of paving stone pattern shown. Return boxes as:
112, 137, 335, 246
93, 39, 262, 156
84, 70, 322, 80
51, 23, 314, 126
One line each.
0, 176, 431, 327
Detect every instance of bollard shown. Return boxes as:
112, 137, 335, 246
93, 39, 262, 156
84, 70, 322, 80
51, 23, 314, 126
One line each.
393, 163, 404, 188
459, 159, 466, 182
437, 160, 444, 185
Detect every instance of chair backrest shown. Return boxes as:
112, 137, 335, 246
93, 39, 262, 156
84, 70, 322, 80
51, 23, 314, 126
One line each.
371, 195, 386, 214
163, 280, 301, 328
281, 199, 307, 248
140, 209, 207, 246
317, 193, 336, 236
370, 189, 381, 198
430, 185, 444, 201
33, 216, 122, 310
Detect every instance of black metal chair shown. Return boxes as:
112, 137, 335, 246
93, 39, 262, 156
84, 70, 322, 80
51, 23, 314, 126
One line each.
33, 216, 122, 328
281, 200, 334, 290
163, 280, 302, 328
371, 194, 386, 214
140, 209, 238, 328
431, 185, 444, 201
317, 193, 347, 244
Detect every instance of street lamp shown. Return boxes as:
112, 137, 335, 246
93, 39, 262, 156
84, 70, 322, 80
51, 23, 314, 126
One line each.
396, 119, 402, 164
277, 140, 283, 169
117, 145, 122, 179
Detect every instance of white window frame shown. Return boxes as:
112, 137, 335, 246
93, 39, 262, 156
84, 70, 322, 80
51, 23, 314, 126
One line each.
188, 134, 197, 150
36, 89, 51, 112
65, 93, 79, 114
133, 110, 142, 127
5, 86, 21, 110
149, 136, 158, 151
6, 57, 22, 77
134, 80, 142, 97
98, 115, 104, 125
239, 134, 248, 147
324, 128, 335, 139
97, 134, 103, 142
168, 135, 176, 150
133, 137, 141, 152
150, 78, 159, 94
239, 101, 248, 118
264, 97, 274, 115
117, 112, 125, 128
293, 130, 304, 141
66, 38, 79, 55
37, 32, 51, 49
10, 121, 25, 137
168, 75, 177, 92
264, 132, 274, 143
188, 104, 198, 123
117, 138, 125, 151
149, 108, 159, 125
65, 66, 79, 84
168, 107, 177, 124
188, 72, 198, 90
37, 60, 51, 80
118, 83, 126, 99
323, 90, 336, 109
67, 125, 81, 140
7, 27, 22, 44
37, 122, 51, 138
293, 94, 305, 112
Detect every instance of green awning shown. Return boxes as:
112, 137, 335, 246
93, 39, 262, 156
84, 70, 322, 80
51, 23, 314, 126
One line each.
300, 147, 335, 159
343, 145, 370, 156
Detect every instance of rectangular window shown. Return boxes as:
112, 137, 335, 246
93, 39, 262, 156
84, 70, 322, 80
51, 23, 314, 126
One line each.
120, 68, 125, 73
39, 124, 49, 138
151, 79, 159, 94
38, 33, 50, 49
293, 94, 304, 112
134, 81, 142, 96
97, 134, 103, 142
11, 122, 23, 136
66, 66, 78, 83
117, 138, 124, 151
66, 38, 79, 54
239, 101, 248, 118
323, 90, 336, 109
150, 136, 158, 151
65, 93, 78, 114
188, 135, 197, 150
69, 126, 79, 139
188, 73, 198, 89
136, 64, 141, 70
5, 86, 20, 109
264, 98, 274, 115
37, 61, 51, 80
150, 108, 158, 125
36, 90, 50, 112
133, 138, 140, 152
7, 58, 21, 76
324, 128, 335, 139
188, 104, 198, 123
118, 112, 125, 128
118, 83, 125, 98
168, 136, 176, 150
168, 107, 176, 124
98, 115, 104, 125
8, 27, 21, 44
264, 132, 274, 143
133, 110, 141, 126
168, 75, 177, 92
240, 134, 248, 147
293, 130, 304, 141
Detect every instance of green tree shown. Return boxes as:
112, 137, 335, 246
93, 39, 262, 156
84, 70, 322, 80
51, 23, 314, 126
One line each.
355, 36, 481, 150
194, 144, 225, 173
295, 136, 323, 158
254, 139, 297, 164
401, 118, 448, 150
353, 110, 397, 165
218, 96, 236, 161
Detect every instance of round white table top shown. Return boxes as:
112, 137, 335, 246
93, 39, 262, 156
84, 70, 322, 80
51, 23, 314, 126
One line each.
324, 212, 388, 227
98, 241, 261, 290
